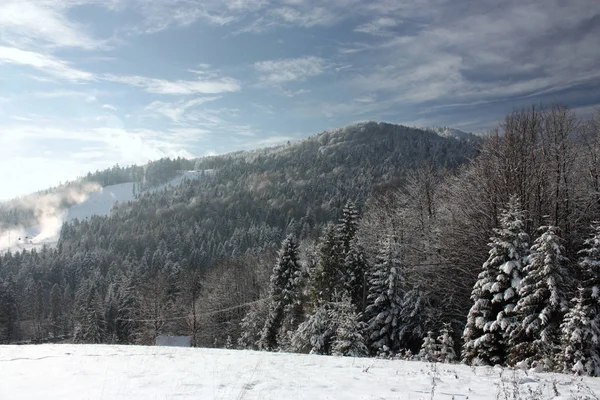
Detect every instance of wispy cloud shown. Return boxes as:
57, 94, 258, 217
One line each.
33, 90, 100, 99
102, 104, 117, 112
0, 46, 94, 81
145, 96, 221, 122
104, 74, 240, 94
354, 17, 398, 36
254, 56, 327, 85
0, 1, 107, 50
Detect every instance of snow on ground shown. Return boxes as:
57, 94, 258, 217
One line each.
0, 345, 599, 400
66, 182, 136, 222
0, 171, 211, 253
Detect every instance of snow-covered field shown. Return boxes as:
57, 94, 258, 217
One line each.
1, 345, 599, 400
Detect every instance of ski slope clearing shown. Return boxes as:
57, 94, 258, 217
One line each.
1, 345, 599, 400
0, 170, 211, 253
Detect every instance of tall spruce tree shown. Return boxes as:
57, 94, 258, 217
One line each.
579, 222, 600, 325
330, 295, 368, 357
0, 279, 18, 344
311, 225, 343, 303
462, 197, 529, 365
49, 283, 62, 338
343, 237, 368, 312
365, 235, 405, 356
559, 222, 600, 375
338, 201, 359, 255
509, 225, 571, 368
559, 288, 600, 375
259, 235, 303, 350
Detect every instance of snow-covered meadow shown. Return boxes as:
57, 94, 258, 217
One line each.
1, 344, 599, 399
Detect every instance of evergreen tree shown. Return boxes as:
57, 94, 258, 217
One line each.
0, 279, 18, 344
579, 222, 600, 329
558, 222, 600, 375
104, 284, 119, 343
238, 302, 268, 350
398, 288, 429, 352
437, 323, 456, 363
364, 235, 405, 355
115, 275, 136, 344
338, 201, 359, 255
258, 235, 303, 350
343, 237, 368, 312
330, 296, 368, 357
290, 303, 333, 355
311, 225, 343, 303
419, 331, 438, 362
49, 283, 62, 338
463, 197, 529, 365
74, 279, 106, 344
559, 288, 600, 375
509, 225, 571, 368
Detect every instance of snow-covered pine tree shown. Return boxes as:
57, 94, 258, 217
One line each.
258, 235, 303, 351
559, 288, 600, 376
437, 323, 456, 363
508, 225, 571, 369
419, 331, 438, 362
579, 222, 600, 324
462, 196, 529, 366
558, 222, 600, 376
238, 300, 269, 350
462, 254, 502, 364
343, 237, 368, 312
0, 279, 18, 344
115, 274, 136, 344
338, 201, 359, 255
330, 296, 368, 357
364, 234, 405, 356
398, 287, 430, 352
290, 303, 333, 354
311, 225, 343, 304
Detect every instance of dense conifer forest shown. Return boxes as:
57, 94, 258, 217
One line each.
1, 106, 600, 376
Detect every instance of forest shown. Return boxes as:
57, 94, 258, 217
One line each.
1, 105, 600, 376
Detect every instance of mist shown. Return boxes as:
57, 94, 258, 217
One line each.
0, 182, 101, 251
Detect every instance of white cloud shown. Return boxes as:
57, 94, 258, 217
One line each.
0, 1, 106, 49
102, 104, 117, 112
254, 56, 327, 84
105, 74, 240, 94
145, 97, 221, 122
354, 17, 398, 36
0, 123, 197, 199
33, 90, 96, 99
0, 46, 94, 81
269, 6, 338, 27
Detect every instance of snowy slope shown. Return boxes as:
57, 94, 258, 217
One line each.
0, 171, 210, 253
427, 126, 479, 141
1, 345, 599, 400
66, 181, 136, 222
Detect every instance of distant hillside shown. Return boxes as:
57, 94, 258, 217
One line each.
0, 121, 477, 346
426, 126, 481, 142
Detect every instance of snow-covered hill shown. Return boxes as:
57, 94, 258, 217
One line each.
0, 170, 211, 253
1, 345, 598, 400
427, 126, 479, 142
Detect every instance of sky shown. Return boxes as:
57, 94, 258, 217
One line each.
0, 0, 599, 200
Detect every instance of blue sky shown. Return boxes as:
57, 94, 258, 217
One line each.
0, 0, 599, 199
